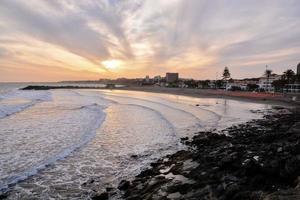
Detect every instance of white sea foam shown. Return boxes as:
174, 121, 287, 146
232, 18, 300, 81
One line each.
0, 90, 52, 119
0, 89, 272, 199
0, 90, 106, 192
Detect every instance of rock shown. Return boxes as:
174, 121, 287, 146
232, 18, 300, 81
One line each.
243, 159, 261, 176
92, 192, 108, 200
139, 178, 168, 197
137, 168, 157, 177
167, 192, 181, 199
0, 193, 8, 200
180, 137, 189, 141
106, 187, 113, 192
222, 175, 238, 182
131, 154, 138, 159
225, 183, 240, 197
118, 180, 131, 190
263, 188, 300, 200
119, 110, 300, 200
288, 122, 300, 133
281, 157, 300, 178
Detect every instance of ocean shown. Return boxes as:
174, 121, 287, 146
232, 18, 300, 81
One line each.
0, 83, 271, 199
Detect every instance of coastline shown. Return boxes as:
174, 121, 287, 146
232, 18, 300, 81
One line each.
21, 85, 300, 107
6, 86, 299, 199
117, 86, 300, 107
94, 107, 300, 200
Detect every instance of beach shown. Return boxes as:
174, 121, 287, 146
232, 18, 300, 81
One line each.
0, 85, 299, 199
117, 86, 300, 106
2, 1, 300, 199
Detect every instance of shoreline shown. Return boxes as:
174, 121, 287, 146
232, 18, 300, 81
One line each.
94, 107, 300, 200
117, 86, 300, 107
5, 86, 300, 199
21, 85, 300, 107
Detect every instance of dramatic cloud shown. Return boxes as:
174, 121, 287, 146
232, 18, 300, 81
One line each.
0, 0, 300, 81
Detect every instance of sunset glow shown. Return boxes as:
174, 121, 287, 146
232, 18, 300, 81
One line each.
0, 0, 300, 82
102, 59, 123, 71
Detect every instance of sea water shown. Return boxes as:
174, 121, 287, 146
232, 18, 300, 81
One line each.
0, 84, 271, 199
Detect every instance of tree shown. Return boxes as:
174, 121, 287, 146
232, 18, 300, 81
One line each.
222, 67, 231, 90
283, 69, 295, 84
247, 84, 259, 91
264, 69, 272, 78
184, 79, 198, 88
222, 67, 231, 80
203, 80, 210, 88
216, 80, 225, 88
264, 69, 272, 92
198, 80, 210, 88
272, 79, 286, 92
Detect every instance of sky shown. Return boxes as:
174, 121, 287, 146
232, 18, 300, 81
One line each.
0, 0, 300, 82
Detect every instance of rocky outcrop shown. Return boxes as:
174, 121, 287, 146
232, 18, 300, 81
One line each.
93, 108, 300, 200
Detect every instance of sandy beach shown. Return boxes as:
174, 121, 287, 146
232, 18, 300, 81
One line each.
22, 85, 300, 106
118, 86, 300, 107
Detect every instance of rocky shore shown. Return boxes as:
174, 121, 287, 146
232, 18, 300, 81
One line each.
21, 85, 108, 90
94, 107, 300, 200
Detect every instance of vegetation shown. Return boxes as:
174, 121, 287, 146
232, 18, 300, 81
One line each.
222, 67, 231, 81
247, 84, 259, 91
272, 69, 298, 92
264, 68, 272, 92
183, 79, 198, 88
282, 69, 295, 84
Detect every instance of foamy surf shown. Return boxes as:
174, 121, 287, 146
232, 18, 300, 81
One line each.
0, 90, 52, 119
0, 89, 271, 199
0, 91, 106, 192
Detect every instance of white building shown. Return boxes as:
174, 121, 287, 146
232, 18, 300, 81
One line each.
226, 83, 247, 91
145, 75, 150, 83
258, 74, 281, 91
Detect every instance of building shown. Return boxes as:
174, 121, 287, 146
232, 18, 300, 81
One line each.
297, 63, 300, 75
145, 75, 150, 83
233, 78, 259, 85
258, 74, 281, 91
166, 73, 179, 83
106, 83, 116, 89
284, 84, 300, 93
226, 83, 247, 91
223, 78, 259, 91
153, 75, 162, 83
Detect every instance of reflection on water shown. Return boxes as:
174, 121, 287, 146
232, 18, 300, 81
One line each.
0, 89, 272, 199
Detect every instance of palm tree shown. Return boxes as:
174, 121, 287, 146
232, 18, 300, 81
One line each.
264, 69, 272, 92
283, 69, 295, 84
222, 67, 231, 90
222, 67, 231, 80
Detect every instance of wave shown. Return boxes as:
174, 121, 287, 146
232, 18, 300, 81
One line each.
125, 103, 177, 137
103, 93, 203, 122
0, 103, 105, 193
0, 90, 52, 119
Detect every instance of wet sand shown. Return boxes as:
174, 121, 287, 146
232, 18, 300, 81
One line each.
118, 86, 300, 107
22, 85, 300, 106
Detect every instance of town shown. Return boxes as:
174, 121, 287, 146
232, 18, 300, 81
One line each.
65, 63, 300, 93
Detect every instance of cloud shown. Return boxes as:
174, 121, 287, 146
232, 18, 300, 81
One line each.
0, 0, 300, 81
0, 0, 109, 60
